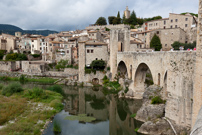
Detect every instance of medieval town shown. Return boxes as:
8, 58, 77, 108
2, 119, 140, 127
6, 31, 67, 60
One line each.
0, 0, 202, 135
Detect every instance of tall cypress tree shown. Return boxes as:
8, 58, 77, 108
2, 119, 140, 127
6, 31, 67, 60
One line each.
130, 10, 137, 25
150, 34, 162, 51
122, 13, 126, 24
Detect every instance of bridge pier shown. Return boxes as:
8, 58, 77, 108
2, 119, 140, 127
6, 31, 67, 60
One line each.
192, 0, 202, 128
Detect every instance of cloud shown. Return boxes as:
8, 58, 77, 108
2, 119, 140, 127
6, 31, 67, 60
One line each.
0, 0, 198, 31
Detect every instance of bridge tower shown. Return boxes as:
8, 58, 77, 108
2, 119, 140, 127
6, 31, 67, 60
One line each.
110, 28, 130, 79
192, 0, 202, 127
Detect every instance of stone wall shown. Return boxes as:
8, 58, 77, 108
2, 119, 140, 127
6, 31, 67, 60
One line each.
192, 0, 202, 128
21, 61, 45, 75
82, 71, 106, 84
0, 61, 17, 71
86, 24, 130, 30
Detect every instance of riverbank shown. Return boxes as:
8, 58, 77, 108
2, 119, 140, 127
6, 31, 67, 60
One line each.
0, 83, 63, 135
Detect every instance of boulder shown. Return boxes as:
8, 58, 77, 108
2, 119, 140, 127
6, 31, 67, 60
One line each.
136, 102, 165, 122
138, 118, 190, 135
143, 85, 162, 101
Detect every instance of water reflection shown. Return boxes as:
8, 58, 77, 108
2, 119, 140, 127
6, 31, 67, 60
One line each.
0, 81, 144, 135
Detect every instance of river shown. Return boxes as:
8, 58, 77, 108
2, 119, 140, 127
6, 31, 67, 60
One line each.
1, 82, 145, 135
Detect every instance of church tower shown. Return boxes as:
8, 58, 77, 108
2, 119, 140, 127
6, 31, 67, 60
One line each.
124, 6, 130, 19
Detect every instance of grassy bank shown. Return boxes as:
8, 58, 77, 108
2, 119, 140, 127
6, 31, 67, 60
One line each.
0, 83, 63, 135
0, 75, 57, 84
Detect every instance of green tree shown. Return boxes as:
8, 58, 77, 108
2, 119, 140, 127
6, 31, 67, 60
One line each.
108, 16, 116, 24
122, 13, 126, 24
117, 11, 120, 18
129, 10, 137, 25
55, 59, 69, 71
112, 11, 121, 24
171, 41, 181, 50
95, 17, 107, 25
150, 34, 162, 51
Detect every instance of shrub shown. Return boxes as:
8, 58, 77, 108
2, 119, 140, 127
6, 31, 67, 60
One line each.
151, 96, 165, 104
0, 84, 3, 90
0, 76, 10, 81
26, 88, 47, 99
31, 54, 40, 58
107, 67, 110, 71
47, 85, 64, 95
2, 82, 23, 96
56, 59, 69, 71
50, 99, 64, 111
90, 60, 106, 70
19, 75, 28, 82
53, 120, 61, 133
130, 113, 136, 118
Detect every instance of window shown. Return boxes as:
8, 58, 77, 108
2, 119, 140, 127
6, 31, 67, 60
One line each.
175, 19, 178, 22
67, 50, 69, 53
32, 45, 34, 47
40, 47, 41, 50
50, 44, 52, 46
185, 24, 188, 27
170, 25, 173, 28
171, 19, 173, 23
92, 34, 94, 36
164, 21, 166, 25
157, 31, 159, 34
165, 44, 167, 47
87, 50, 90, 53
164, 26, 166, 29
185, 18, 188, 21
91, 50, 94, 53
175, 25, 177, 28
32, 40, 34, 42
156, 23, 158, 26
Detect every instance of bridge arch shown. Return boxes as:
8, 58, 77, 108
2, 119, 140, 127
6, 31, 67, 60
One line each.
134, 63, 154, 98
117, 61, 129, 79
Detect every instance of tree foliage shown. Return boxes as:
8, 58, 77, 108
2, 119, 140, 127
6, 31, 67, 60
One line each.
150, 34, 162, 51
172, 41, 196, 50
90, 60, 106, 70
181, 12, 198, 17
95, 17, 107, 25
55, 59, 69, 71
108, 16, 116, 24
0, 50, 6, 60
6, 53, 27, 61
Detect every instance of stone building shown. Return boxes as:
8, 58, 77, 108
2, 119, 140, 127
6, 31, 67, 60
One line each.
79, 40, 109, 82
145, 28, 186, 50
124, 6, 130, 19
141, 13, 197, 32
0, 33, 17, 52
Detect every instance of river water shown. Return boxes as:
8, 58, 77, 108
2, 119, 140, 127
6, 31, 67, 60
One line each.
1, 82, 145, 135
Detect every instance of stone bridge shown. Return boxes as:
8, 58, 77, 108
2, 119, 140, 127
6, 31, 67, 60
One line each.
112, 51, 196, 127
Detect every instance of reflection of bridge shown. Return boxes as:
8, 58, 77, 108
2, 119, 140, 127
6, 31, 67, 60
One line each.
109, 28, 198, 128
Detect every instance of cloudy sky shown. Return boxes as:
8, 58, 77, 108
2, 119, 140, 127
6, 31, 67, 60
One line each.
0, 0, 198, 31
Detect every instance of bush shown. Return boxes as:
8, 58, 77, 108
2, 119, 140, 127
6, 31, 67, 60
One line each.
0, 76, 11, 81
90, 60, 106, 70
130, 113, 136, 118
151, 96, 165, 104
47, 85, 64, 95
0, 84, 3, 90
26, 88, 47, 100
19, 75, 28, 82
6, 53, 27, 61
50, 99, 64, 111
56, 59, 69, 71
2, 82, 23, 96
31, 54, 40, 58
53, 120, 61, 133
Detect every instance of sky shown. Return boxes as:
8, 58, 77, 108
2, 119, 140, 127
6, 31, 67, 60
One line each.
0, 0, 198, 31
